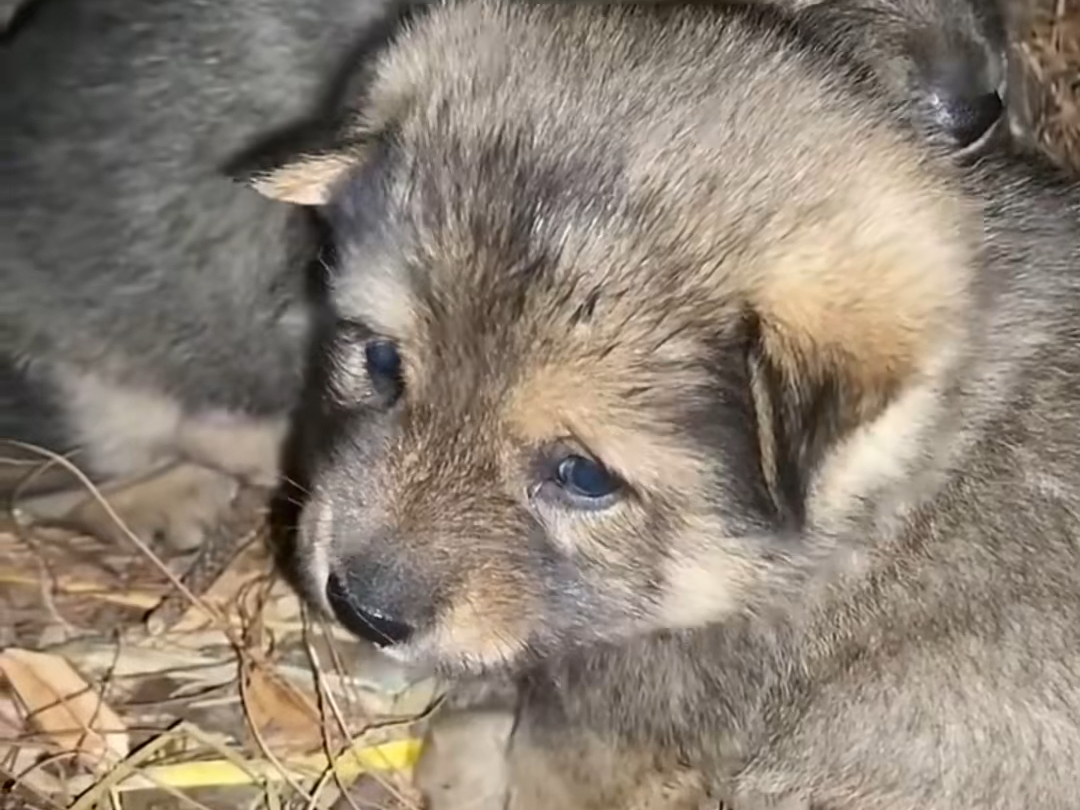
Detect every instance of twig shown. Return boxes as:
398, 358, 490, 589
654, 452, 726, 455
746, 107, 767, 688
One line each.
299, 606, 422, 810
236, 659, 316, 803
0, 442, 223, 628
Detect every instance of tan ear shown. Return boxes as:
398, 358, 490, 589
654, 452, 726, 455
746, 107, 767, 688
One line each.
225, 113, 370, 206
747, 318, 898, 523
248, 149, 364, 206
741, 193, 975, 521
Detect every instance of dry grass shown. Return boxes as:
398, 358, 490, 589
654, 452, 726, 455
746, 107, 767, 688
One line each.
1011, 0, 1080, 174
0, 451, 438, 810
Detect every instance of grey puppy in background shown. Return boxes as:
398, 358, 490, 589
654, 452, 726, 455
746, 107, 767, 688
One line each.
648, 0, 1011, 153
789, 0, 1008, 151
244, 0, 1080, 808
0, 0, 399, 548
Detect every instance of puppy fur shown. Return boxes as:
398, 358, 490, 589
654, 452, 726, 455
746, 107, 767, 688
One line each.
251, 1, 1080, 808
0, 0, 395, 543
771, 0, 1009, 152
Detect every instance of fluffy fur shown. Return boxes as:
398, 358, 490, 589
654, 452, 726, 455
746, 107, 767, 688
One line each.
251, 1, 1080, 807
0, 0, 393, 543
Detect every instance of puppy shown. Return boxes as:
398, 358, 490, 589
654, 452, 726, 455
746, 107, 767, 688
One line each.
780, 0, 1009, 152
0, 0, 395, 548
666, 0, 1011, 154
248, 1, 1080, 807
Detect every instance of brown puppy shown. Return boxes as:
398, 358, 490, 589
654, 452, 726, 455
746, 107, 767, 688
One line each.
249, 1, 1080, 808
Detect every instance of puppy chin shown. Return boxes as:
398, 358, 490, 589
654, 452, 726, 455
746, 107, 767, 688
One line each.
359, 628, 512, 679
431, 633, 534, 678
362, 637, 450, 683
375, 641, 419, 665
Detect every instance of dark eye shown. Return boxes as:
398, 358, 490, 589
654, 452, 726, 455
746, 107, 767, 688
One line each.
556, 455, 620, 500
364, 340, 403, 401
364, 340, 401, 379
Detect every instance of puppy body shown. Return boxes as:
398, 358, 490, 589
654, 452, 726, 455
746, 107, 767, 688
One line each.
250, 1, 1080, 807
0, 0, 391, 541
750, 0, 1009, 152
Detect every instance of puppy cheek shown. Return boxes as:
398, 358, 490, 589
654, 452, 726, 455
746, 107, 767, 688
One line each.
295, 499, 336, 613
431, 570, 552, 666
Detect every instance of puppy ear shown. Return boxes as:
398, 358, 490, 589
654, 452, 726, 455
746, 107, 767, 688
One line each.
228, 119, 369, 206
226, 0, 435, 205
746, 316, 897, 526
741, 203, 973, 526
248, 150, 363, 206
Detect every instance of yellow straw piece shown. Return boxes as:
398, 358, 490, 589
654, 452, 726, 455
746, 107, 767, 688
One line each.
92, 737, 423, 792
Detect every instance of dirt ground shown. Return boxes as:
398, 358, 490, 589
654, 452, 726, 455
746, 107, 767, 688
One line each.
1, 1, 1078, 809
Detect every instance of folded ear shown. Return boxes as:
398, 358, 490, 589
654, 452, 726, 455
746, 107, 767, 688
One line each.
226, 0, 434, 206
742, 200, 974, 526
747, 315, 898, 527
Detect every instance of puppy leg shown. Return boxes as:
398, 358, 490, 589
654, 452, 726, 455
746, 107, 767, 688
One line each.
506, 717, 712, 810
11, 365, 285, 553
17, 462, 239, 553
415, 706, 516, 810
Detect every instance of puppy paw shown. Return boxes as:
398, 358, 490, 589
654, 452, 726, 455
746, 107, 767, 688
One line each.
415, 707, 515, 810
17, 462, 240, 553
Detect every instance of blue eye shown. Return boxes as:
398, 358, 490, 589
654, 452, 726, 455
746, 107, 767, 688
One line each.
364, 340, 401, 381
556, 455, 619, 499
363, 340, 403, 403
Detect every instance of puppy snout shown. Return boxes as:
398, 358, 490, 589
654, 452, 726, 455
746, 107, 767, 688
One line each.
326, 570, 412, 646
921, 54, 1003, 148
325, 555, 436, 648
939, 89, 1002, 148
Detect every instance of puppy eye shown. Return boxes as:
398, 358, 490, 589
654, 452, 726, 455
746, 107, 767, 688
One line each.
364, 340, 401, 380
555, 455, 620, 500
364, 339, 403, 402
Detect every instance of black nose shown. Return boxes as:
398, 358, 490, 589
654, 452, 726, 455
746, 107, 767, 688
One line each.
326, 570, 413, 647
944, 90, 1003, 148
918, 46, 1004, 150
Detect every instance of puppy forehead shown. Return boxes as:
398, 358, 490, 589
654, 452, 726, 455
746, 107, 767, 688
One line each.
328, 172, 720, 451
323, 0, 949, 433
325, 0, 913, 332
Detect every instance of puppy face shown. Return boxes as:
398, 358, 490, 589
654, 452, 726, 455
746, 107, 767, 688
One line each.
252, 0, 976, 674
791, 0, 1008, 153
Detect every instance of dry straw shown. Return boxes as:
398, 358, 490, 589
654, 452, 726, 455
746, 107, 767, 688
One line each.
0, 442, 431, 810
